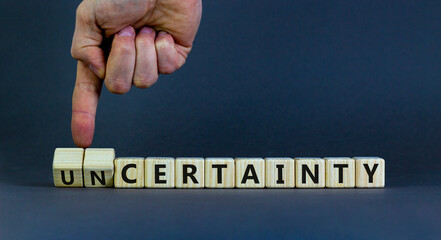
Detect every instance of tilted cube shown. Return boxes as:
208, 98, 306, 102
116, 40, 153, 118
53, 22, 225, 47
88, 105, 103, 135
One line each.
53, 148, 84, 187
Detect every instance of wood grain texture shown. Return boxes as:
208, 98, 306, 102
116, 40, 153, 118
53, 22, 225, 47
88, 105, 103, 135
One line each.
295, 158, 325, 188
354, 157, 385, 188
205, 158, 235, 188
175, 158, 204, 188
235, 158, 265, 188
53, 148, 84, 187
83, 148, 115, 187
265, 158, 295, 188
114, 158, 145, 188
145, 157, 175, 188
325, 157, 355, 188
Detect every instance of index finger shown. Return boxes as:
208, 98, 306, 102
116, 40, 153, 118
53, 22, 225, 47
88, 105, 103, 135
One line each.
71, 61, 103, 148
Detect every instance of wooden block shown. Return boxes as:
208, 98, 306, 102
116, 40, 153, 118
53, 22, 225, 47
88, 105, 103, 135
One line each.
53, 148, 84, 187
265, 158, 295, 188
295, 157, 325, 188
325, 157, 355, 188
83, 148, 115, 187
355, 157, 385, 188
175, 158, 204, 188
114, 157, 145, 188
205, 158, 235, 188
145, 157, 175, 188
235, 158, 265, 188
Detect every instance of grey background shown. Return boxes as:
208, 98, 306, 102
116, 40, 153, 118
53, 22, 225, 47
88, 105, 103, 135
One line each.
1, 0, 441, 239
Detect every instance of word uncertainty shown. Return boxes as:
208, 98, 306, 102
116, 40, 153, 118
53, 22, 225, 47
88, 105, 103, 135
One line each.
53, 148, 385, 188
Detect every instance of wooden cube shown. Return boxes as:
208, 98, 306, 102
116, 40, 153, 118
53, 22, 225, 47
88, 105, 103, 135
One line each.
114, 157, 145, 188
175, 158, 204, 188
205, 158, 235, 188
355, 157, 385, 188
325, 157, 355, 188
83, 148, 115, 187
53, 148, 84, 187
295, 158, 325, 188
145, 157, 175, 188
265, 158, 295, 188
235, 158, 265, 188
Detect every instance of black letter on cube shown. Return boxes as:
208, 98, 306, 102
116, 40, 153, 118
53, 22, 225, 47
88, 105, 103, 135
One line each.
90, 171, 106, 185
363, 163, 379, 183
155, 164, 167, 184
183, 164, 198, 184
276, 164, 284, 184
302, 164, 319, 184
333, 164, 348, 183
212, 164, 227, 184
241, 165, 260, 184
122, 164, 137, 184
61, 170, 74, 185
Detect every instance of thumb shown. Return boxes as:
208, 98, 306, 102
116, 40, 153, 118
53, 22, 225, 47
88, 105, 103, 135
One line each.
71, 2, 106, 79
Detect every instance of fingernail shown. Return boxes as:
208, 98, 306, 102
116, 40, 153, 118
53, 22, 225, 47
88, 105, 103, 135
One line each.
89, 64, 100, 76
157, 31, 168, 37
118, 26, 134, 37
140, 27, 154, 34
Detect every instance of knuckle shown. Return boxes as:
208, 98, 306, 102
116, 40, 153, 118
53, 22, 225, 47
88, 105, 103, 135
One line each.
115, 44, 134, 56
136, 37, 153, 47
71, 47, 80, 60
133, 74, 158, 88
155, 39, 170, 50
75, 81, 99, 93
159, 62, 180, 75
76, 2, 91, 23
105, 78, 131, 94
159, 67, 175, 75
137, 31, 155, 42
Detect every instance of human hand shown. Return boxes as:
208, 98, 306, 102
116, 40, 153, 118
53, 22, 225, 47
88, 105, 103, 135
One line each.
70, 0, 202, 147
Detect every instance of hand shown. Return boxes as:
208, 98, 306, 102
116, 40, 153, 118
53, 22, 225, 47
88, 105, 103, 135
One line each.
70, 0, 202, 147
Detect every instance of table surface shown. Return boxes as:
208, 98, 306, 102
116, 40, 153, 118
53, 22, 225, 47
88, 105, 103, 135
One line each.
1, 1, 441, 239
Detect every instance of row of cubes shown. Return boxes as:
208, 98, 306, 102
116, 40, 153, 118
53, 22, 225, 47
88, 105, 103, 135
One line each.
53, 148, 385, 188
